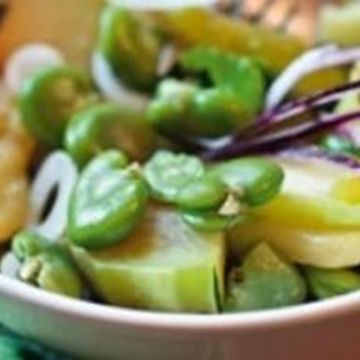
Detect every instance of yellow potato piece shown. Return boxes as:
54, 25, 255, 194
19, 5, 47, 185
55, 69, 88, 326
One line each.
0, 93, 33, 242
230, 156, 360, 269
229, 216, 360, 269
0, 175, 28, 242
255, 156, 360, 228
318, 2, 360, 47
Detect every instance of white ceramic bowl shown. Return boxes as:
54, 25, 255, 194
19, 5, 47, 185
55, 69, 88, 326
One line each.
1, 274, 360, 359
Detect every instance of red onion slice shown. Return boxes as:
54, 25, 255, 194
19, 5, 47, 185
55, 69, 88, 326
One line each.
236, 79, 360, 141
204, 109, 360, 160
266, 45, 360, 110
29, 151, 78, 242
277, 146, 360, 171
91, 52, 149, 110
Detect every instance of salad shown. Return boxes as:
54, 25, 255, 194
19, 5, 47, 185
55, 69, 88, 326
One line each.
2, 0, 360, 314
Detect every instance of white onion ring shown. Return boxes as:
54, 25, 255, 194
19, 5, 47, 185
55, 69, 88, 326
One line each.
266, 45, 360, 110
4, 43, 65, 95
1, 252, 21, 279
108, 0, 216, 10
91, 52, 149, 110
29, 151, 78, 242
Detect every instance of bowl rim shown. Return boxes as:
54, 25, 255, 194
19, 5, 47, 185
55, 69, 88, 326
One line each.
0, 273, 359, 333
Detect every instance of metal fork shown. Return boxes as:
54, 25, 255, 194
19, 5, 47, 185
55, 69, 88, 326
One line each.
218, 0, 341, 44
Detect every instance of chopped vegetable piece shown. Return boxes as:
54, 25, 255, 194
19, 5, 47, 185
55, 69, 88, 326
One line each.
225, 243, 306, 312
19, 244, 83, 298
228, 215, 360, 268
148, 47, 265, 139
154, 8, 344, 93
144, 150, 205, 202
208, 158, 284, 206
255, 155, 360, 228
176, 175, 227, 212
68, 151, 148, 249
19, 66, 94, 147
182, 211, 239, 232
98, 6, 162, 91
65, 103, 159, 166
12, 231, 48, 261
305, 267, 360, 299
319, 2, 360, 47
71, 206, 225, 313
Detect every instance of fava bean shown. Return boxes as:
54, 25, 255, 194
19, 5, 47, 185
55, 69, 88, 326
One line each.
65, 103, 158, 166
68, 151, 148, 249
144, 150, 205, 202
12, 230, 48, 261
20, 66, 94, 147
181, 211, 239, 232
99, 6, 162, 91
209, 158, 284, 206
176, 176, 227, 212
148, 47, 265, 139
20, 245, 83, 298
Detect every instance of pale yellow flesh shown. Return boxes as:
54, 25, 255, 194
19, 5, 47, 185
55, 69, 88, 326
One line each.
255, 156, 360, 228
319, 2, 360, 47
228, 156, 360, 269
72, 206, 225, 313
229, 217, 360, 269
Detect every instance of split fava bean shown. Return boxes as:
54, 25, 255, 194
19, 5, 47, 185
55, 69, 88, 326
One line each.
208, 157, 284, 206
144, 150, 205, 202
68, 150, 149, 249
19, 66, 94, 147
65, 103, 158, 166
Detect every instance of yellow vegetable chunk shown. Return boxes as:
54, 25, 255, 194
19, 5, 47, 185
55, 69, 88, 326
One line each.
154, 9, 345, 95
71, 206, 225, 313
229, 216, 360, 269
255, 156, 360, 228
318, 2, 360, 47
0, 86, 33, 242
